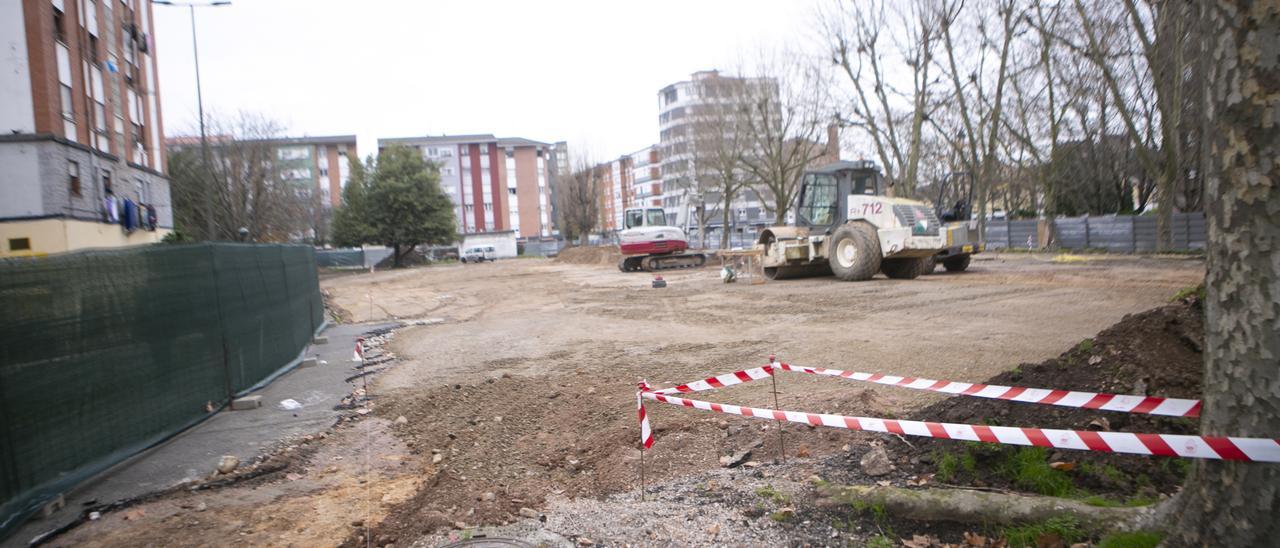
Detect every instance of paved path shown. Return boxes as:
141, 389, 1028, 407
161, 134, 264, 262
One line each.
5, 322, 394, 547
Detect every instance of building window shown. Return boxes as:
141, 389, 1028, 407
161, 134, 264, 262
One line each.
60, 84, 73, 120
319, 167, 329, 177
508, 188, 516, 195
483, 203, 492, 212
461, 147, 469, 156
69, 161, 81, 196
480, 147, 489, 156
8, 238, 31, 251
101, 169, 112, 191
93, 102, 106, 133
53, 8, 66, 43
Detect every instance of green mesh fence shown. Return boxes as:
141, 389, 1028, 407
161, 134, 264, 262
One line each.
0, 243, 324, 539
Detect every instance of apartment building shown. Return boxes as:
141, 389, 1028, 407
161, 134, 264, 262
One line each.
377, 134, 562, 240
0, 0, 171, 257
630, 145, 661, 209
595, 156, 630, 232
657, 70, 777, 232
594, 145, 660, 233
271, 135, 357, 207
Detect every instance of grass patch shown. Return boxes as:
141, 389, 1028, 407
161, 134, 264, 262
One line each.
935, 446, 981, 482
866, 535, 895, 548
1079, 462, 1128, 485
1077, 338, 1094, 352
1098, 530, 1163, 548
1170, 284, 1205, 302
997, 447, 1075, 497
754, 485, 790, 505
768, 510, 793, 522
1052, 253, 1093, 263
1001, 516, 1084, 547
1160, 457, 1192, 479
936, 451, 959, 482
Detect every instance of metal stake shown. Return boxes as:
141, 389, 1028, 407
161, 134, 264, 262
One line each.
639, 444, 646, 502
769, 356, 786, 463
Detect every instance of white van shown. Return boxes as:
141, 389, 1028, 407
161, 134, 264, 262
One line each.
461, 246, 496, 263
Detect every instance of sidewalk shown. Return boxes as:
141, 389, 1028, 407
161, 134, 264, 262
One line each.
5, 322, 395, 547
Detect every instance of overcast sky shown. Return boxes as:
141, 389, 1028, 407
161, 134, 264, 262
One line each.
153, 0, 821, 160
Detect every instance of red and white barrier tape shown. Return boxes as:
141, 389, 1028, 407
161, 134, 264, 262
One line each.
352, 338, 365, 362
649, 366, 774, 395
637, 382, 654, 449
652, 362, 1201, 418
639, 390, 1280, 462
774, 362, 1202, 418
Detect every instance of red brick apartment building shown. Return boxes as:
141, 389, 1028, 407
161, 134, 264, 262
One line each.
1, 0, 171, 257
377, 134, 566, 241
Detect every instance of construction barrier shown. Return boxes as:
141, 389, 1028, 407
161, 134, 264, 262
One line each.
0, 243, 325, 540
637, 361, 1280, 463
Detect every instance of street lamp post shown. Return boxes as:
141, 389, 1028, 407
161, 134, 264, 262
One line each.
155, 0, 229, 240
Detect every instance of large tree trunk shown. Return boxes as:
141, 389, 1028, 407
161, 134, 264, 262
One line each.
1165, 2, 1280, 545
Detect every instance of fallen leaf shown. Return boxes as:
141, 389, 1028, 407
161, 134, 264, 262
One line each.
963, 531, 988, 546
1048, 462, 1075, 472
901, 534, 938, 547
123, 509, 146, 521
1035, 532, 1064, 548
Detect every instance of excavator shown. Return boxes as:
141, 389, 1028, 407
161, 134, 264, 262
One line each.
617, 207, 708, 272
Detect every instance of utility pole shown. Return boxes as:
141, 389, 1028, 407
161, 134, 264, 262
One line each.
155, 0, 229, 240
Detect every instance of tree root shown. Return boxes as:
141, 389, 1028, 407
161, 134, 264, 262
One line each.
817, 484, 1149, 533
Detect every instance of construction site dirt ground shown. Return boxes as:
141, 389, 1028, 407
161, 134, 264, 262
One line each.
47, 252, 1204, 547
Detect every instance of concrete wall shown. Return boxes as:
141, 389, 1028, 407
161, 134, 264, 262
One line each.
0, 217, 170, 258
0, 139, 173, 227
0, 143, 43, 217
0, 1, 34, 134
461, 231, 517, 259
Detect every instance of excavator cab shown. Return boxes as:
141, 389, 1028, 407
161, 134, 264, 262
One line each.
624, 207, 668, 229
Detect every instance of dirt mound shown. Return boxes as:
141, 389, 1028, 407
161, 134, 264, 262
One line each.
895, 294, 1205, 501
554, 245, 620, 266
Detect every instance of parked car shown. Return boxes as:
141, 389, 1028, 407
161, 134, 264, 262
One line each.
461, 246, 496, 263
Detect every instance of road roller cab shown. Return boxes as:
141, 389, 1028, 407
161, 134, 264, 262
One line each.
755, 161, 983, 281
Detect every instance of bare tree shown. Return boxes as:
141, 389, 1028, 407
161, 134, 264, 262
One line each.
1070, 0, 1200, 249
168, 111, 311, 242
934, 0, 1022, 238
738, 55, 835, 225
553, 155, 601, 246
824, 0, 938, 197
686, 75, 761, 249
